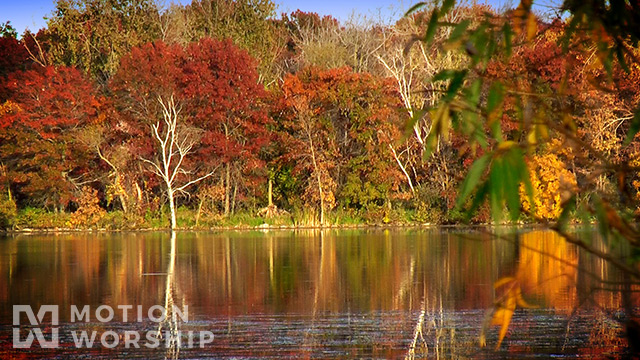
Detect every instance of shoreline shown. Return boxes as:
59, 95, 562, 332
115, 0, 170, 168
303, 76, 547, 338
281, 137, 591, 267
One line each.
0, 222, 559, 235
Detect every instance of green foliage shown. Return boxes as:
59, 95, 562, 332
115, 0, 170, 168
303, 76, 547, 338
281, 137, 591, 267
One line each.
0, 21, 18, 38
16, 207, 71, 229
340, 158, 389, 209
223, 212, 267, 227
327, 208, 364, 225
164, 0, 281, 84
410, 185, 446, 224
97, 210, 143, 230
47, 0, 161, 81
0, 192, 17, 229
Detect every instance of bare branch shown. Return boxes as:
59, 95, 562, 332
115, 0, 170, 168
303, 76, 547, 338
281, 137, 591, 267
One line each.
175, 167, 220, 193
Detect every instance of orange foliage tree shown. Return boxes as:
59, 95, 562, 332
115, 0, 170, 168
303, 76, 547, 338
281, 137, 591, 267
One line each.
276, 67, 404, 223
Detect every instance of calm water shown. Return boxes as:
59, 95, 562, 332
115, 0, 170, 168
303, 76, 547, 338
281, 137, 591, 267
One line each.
0, 228, 633, 358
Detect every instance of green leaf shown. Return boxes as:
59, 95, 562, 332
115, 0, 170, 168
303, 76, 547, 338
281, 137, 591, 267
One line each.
502, 23, 513, 57
624, 106, 640, 145
557, 195, 576, 232
487, 82, 504, 113
474, 125, 489, 148
490, 157, 505, 222
448, 19, 470, 44
467, 78, 482, 106
503, 149, 525, 221
466, 181, 489, 221
423, 104, 451, 157
593, 196, 609, 242
489, 121, 503, 142
486, 82, 504, 141
456, 154, 490, 209
441, 0, 456, 15
444, 70, 468, 101
432, 69, 458, 82
484, 34, 498, 66
468, 25, 489, 64
616, 46, 630, 73
405, 2, 429, 16
423, 9, 440, 45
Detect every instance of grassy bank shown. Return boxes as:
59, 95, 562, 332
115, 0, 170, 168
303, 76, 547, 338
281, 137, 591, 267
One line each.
1, 204, 473, 232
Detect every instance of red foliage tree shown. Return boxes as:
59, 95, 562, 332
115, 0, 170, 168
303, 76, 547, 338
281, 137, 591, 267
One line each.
0, 66, 102, 209
0, 36, 28, 80
181, 38, 270, 213
111, 38, 270, 216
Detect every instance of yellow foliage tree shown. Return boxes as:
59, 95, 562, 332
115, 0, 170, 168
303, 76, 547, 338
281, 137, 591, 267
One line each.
0, 100, 21, 116
521, 153, 577, 220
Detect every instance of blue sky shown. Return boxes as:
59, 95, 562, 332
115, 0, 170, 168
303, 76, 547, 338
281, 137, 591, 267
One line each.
1, 0, 514, 36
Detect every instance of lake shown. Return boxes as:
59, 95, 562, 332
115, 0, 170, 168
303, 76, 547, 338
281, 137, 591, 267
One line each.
0, 228, 632, 358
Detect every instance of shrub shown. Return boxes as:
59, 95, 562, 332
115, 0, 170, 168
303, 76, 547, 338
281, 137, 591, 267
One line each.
0, 193, 17, 229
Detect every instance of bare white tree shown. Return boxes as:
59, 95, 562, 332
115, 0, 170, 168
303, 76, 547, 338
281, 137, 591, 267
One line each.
374, 5, 472, 196
141, 95, 217, 229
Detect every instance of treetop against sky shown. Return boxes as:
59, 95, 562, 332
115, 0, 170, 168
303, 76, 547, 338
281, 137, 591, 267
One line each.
2, 0, 520, 36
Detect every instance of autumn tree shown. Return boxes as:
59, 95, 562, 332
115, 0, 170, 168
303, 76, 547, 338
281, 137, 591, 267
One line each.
111, 38, 269, 225
0, 25, 29, 80
181, 38, 271, 215
111, 41, 201, 228
290, 12, 383, 74
160, 0, 284, 86
374, 4, 488, 206
0, 66, 102, 210
277, 67, 404, 224
46, 0, 162, 82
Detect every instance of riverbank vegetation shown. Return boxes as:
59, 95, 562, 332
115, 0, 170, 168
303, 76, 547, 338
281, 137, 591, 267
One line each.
0, 0, 638, 232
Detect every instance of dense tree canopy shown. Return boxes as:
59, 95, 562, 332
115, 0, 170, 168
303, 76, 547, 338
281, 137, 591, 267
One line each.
0, 0, 637, 232
0, 66, 102, 209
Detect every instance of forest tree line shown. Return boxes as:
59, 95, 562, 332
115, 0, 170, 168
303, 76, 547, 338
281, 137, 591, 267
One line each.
0, 0, 638, 229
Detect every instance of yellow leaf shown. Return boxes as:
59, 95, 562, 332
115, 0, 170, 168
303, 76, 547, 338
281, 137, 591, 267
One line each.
497, 140, 517, 151
527, 129, 537, 145
493, 291, 516, 350
485, 277, 538, 350
516, 292, 539, 309
494, 276, 516, 288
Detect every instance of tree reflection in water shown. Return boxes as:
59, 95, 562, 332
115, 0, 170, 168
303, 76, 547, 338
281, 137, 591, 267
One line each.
0, 229, 634, 358
156, 231, 180, 360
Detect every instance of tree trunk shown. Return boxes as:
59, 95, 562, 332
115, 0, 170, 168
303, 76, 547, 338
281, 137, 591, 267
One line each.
195, 197, 204, 227
307, 128, 325, 226
167, 185, 177, 230
268, 177, 273, 207
224, 162, 230, 216
134, 181, 142, 213
388, 143, 415, 195
115, 174, 129, 214
231, 182, 237, 214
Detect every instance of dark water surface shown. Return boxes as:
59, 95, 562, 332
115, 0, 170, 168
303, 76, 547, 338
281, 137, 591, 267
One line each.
0, 228, 632, 358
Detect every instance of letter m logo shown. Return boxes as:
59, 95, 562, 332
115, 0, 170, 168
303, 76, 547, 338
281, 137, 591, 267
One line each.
13, 305, 59, 348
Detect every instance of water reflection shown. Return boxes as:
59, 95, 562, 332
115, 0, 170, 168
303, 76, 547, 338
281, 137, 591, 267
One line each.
158, 231, 180, 360
0, 228, 634, 358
